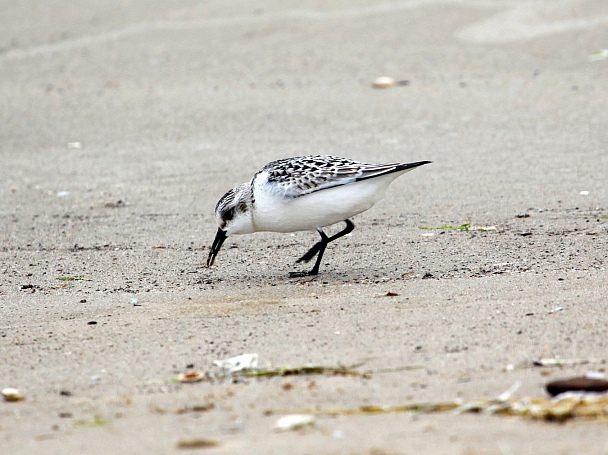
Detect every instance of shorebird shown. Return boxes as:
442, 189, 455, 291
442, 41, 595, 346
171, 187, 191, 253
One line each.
207, 155, 431, 277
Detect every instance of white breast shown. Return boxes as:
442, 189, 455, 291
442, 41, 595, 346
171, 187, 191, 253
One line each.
250, 170, 409, 233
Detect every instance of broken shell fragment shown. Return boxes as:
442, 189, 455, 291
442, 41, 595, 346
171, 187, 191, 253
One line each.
372, 76, 397, 89
178, 372, 205, 383
213, 353, 258, 373
2, 388, 25, 402
274, 414, 315, 431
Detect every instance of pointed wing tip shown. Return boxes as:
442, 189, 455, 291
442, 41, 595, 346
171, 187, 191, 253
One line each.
402, 160, 432, 169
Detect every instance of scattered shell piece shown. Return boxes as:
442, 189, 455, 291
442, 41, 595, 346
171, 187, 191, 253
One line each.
274, 414, 315, 431
2, 388, 24, 402
57, 191, 70, 198
421, 233, 435, 237
372, 76, 397, 88
67, 142, 82, 149
332, 429, 345, 439
178, 371, 205, 383
580, 190, 590, 195
497, 381, 521, 401
130, 298, 141, 306
469, 225, 497, 231
589, 49, 608, 61
213, 353, 258, 373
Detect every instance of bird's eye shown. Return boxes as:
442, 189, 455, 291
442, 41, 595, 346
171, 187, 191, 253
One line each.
223, 206, 236, 221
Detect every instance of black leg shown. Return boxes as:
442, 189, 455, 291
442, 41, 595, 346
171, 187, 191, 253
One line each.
289, 219, 355, 277
304, 229, 329, 276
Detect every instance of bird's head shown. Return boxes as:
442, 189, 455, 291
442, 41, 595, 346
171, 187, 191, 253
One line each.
206, 183, 252, 267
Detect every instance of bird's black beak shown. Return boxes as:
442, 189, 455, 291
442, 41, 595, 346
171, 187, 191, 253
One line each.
207, 228, 227, 267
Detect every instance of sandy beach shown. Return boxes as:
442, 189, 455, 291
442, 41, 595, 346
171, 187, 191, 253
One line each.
1, 1, 607, 453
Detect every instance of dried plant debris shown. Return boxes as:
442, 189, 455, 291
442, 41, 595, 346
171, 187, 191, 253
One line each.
274, 382, 608, 423
277, 395, 608, 423
73, 416, 110, 427
163, 360, 379, 385
242, 363, 371, 379
153, 403, 215, 415
532, 358, 603, 367
419, 223, 496, 231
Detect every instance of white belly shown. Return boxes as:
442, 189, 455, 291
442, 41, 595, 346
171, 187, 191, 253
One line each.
251, 171, 406, 233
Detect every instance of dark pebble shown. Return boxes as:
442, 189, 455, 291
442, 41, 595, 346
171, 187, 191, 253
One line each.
87, 321, 97, 325
546, 377, 608, 397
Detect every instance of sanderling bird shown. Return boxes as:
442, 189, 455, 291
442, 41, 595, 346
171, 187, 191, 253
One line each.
207, 155, 431, 277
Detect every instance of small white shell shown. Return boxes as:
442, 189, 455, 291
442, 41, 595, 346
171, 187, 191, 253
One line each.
372, 76, 397, 89
213, 353, 258, 373
274, 414, 315, 431
2, 388, 25, 402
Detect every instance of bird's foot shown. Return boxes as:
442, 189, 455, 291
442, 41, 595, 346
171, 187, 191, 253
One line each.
295, 242, 323, 264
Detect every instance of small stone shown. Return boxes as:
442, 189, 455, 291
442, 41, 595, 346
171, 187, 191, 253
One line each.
546, 377, 608, 397
176, 438, 220, 449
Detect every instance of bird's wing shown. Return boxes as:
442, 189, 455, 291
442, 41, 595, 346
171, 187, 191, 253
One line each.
259, 155, 429, 198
